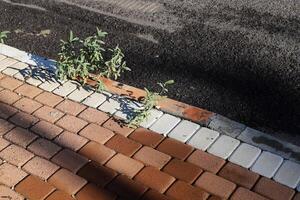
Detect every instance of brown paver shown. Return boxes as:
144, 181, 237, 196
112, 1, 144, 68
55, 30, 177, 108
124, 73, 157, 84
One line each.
0, 76, 23, 90
54, 131, 88, 151
107, 175, 148, 199
4, 127, 37, 147
129, 128, 164, 148
166, 180, 209, 200
142, 189, 174, 200
78, 141, 115, 164
163, 159, 203, 184
9, 111, 39, 128
45, 190, 74, 200
253, 177, 295, 200
105, 134, 142, 157
15, 83, 42, 98
28, 138, 61, 159
134, 166, 175, 193
103, 117, 134, 136
56, 99, 86, 115
56, 115, 88, 133
79, 123, 114, 144
48, 168, 87, 195
34, 106, 64, 123
76, 183, 117, 200
0, 102, 18, 119
23, 156, 59, 180
195, 172, 236, 199
231, 187, 269, 200
78, 107, 110, 125
187, 150, 226, 173
294, 193, 300, 200
52, 149, 88, 173
106, 153, 144, 178
0, 89, 21, 104
31, 120, 63, 140
0, 118, 15, 135
35, 91, 63, 107
0, 163, 28, 187
0, 185, 24, 200
0, 137, 10, 151
157, 138, 194, 160
15, 175, 55, 200
0, 144, 34, 167
13, 97, 42, 113
218, 162, 260, 189
133, 146, 171, 169
78, 161, 117, 187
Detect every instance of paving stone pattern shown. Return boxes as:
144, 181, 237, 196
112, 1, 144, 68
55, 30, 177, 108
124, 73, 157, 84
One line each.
0, 51, 299, 199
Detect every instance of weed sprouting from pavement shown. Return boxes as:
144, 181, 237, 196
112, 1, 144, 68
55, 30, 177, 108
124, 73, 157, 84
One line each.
127, 80, 174, 128
56, 28, 130, 90
0, 31, 10, 44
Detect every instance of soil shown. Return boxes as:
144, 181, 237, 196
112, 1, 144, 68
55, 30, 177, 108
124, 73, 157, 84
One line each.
0, 0, 299, 141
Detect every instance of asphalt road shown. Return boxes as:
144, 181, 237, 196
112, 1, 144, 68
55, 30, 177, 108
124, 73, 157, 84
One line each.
0, 0, 299, 139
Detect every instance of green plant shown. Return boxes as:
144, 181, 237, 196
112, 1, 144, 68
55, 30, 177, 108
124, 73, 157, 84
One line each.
0, 31, 10, 44
127, 80, 174, 128
56, 28, 130, 90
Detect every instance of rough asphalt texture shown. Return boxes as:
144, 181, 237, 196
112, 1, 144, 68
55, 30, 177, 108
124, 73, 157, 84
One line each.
0, 0, 299, 139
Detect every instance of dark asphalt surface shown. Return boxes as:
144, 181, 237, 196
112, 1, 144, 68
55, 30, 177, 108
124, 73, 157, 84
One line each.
0, 0, 299, 139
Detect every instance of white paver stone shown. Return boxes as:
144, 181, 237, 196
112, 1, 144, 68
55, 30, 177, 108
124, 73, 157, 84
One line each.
140, 109, 163, 128
0, 58, 18, 71
39, 79, 61, 92
114, 100, 143, 120
238, 127, 295, 159
208, 114, 246, 138
0, 44, 26, 60
53, 81, 78, 97
25, 77, 44, 86
150, 114, 181, 135
251, 151, 283, 178
98, 96, 121, 115
207, 135, 240, 159
229, 143, 261, 168
273, 160, 300, 188
68, 86, 94, 102
187, 127, 220, 151
168, 120, 200, 142
0, 55, 6, 61
13, 71, 26, 81
2, 62, 28, 76
82, 91, 111, 108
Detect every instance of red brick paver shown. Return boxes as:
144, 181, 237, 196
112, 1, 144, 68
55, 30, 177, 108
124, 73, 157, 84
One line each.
56, 99, 86, 115
187, 150, 226, 174
195, 172, 236, 199
35, 91, 63, 107
79, 141, 115, 164
129, 127, 164, 148
133, 146, 171, 169
79, 123, 114, 144
106, 153, 144, 178
105, 134, 142, 156
16, 175, 55, 199
253, 177, 295, 200
15, 83, 42, 98
157, 138, 194, 160
134, 166, 175, 193
218, 162, 260, 189
166, 180, 209, 200
48, 168, 87, 195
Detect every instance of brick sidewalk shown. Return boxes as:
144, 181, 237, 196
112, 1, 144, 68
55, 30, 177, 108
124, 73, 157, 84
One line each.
0, 73, 299, 200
